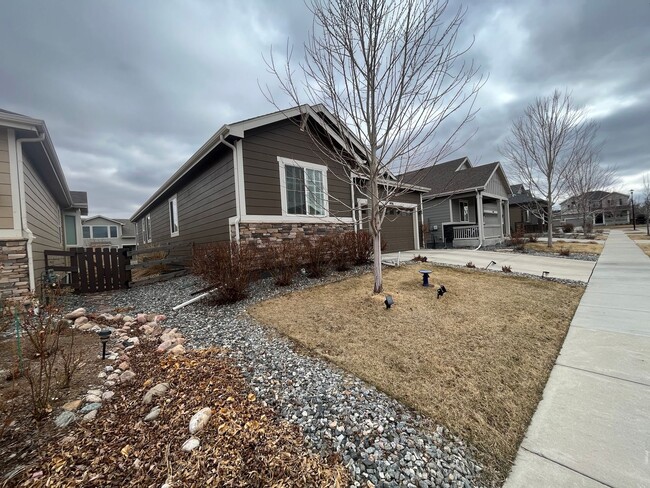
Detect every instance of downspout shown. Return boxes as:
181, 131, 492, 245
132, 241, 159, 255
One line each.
15, 132, 46, 293
219, 134, 240, 242
474, 189, 482, 251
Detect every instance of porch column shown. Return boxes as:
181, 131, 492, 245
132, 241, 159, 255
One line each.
477, 191, 485, 246
504, 199, 511, 236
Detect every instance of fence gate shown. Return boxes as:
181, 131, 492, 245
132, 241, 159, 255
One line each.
45, 247, 131, 293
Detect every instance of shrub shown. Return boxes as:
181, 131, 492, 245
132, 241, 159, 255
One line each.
465, 261, 476, 268
501, 265, 512, 273
584, 222, 593, 233
351, 230, 374, 265
192, 242, 258, 303
329, 232, 356, 272
562, 222, 574, 233
527, 233, 539, 243
411, 255, 428, 262
558, 247, 571, 256
508, 228, 526, 251
302, 237, 331, 278
263, 240, 303, 286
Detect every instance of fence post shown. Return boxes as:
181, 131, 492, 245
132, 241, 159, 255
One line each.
70, 248, 80, 291
122, 248, 132, 288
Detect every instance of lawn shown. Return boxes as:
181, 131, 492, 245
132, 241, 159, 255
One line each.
525, 240, 603, 255
633, 240, 650, 257
250, 265, 584, 482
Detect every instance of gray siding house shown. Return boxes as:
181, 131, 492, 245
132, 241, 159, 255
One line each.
402, 157, 511, 248
508, 184, 547, 234
131, 105, 428, 255
0, 108, 87, 300
557, 191, 630, 228
82, 215, 136, 249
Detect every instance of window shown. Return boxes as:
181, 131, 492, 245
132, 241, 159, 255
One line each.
92, 226, 109, 238
144, 214, 152, 243
82, 226, 90, 238
110, 226, 118, 238
169, 195, 179, 237
525, 209, 531, 223
459, 200, 469, 222
64, 214, 77, 246
279, 157, 328, 216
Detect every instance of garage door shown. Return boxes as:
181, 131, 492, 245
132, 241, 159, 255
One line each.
362, 208, 417, 252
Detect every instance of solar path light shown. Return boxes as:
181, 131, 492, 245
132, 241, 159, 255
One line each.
98, 329, 112, 360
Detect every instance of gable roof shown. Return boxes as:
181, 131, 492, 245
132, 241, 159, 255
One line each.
560, 190, 628, 206
401, 157, 504, 198
83, 215, 136, 237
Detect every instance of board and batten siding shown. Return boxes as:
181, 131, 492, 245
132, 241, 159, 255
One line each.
0, 128, 13, 229
485, 170, 510, 198
23, 156, 63, 282
136, 147, 236, 257
242, 119, 353, 218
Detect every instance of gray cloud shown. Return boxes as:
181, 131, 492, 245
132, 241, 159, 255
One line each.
0, 0, 648, 217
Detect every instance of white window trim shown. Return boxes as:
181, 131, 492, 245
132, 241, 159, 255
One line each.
168, 194, 179, 237
278, 157, 329, 217
145, 214, 152, 243
459, 199, 470, 222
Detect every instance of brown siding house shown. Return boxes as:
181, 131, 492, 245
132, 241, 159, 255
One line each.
0, 109, 87, 300
131, 105, 428, 255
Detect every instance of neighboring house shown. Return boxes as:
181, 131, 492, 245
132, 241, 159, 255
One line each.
558, 191, 630, 228
0, 108, 87, 300
402, 157, 511, 248
508, 184, 547, 234
82, 215, 136, 249
130, 105, 428, 256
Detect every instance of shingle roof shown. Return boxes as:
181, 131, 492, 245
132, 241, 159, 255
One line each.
401, 158, 499, 198
510, 183, 524, 195
70, 191, 88, 206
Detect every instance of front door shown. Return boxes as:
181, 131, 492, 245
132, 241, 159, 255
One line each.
443, 224, 454, 248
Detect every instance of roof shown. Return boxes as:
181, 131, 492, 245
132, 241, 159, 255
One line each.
401, 157, 502, 198
130, 104, 369, 221
559, 190, 628, 205
70, 191, 88, 215
510, 183, 524, 195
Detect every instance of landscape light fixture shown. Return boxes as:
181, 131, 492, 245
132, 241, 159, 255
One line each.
541, 271, 550, 278
384, 295, 394, 309
485, 260, 496, 270
98, 329, 112, 360
630, 189, 635, 230
437, 285, 447, 299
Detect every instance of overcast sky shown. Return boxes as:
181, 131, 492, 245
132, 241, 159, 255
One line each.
1, 0, 648, 218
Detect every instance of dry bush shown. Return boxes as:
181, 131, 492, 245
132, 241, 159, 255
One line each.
302, 237, 331, 278
508, 228, 526, 251
192, 242, 258, 303
59, 327, 83, 389
263, 239, 303, 286
134, 250, 170, 279
352, 230, 374, 265
501, 265, 512, 273
562, 222, 574, 233
527, 233, 539, 243
465, 261, 476, 268
329, 232, 358, 272
558, 247, 571, 256
411, 255, 428, 262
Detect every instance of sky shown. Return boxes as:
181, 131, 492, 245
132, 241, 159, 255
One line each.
1, 0, 648, 218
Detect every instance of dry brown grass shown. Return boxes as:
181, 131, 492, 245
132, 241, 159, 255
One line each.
634, 240, 650, 257
525, 241, 603, 254
250, 265, 584, 482
626, 233, 650, 240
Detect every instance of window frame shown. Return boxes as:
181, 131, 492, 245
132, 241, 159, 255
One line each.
144, 214, 152, 243
278, 157, 329, 217
82, 226, 91, 239
459, 200, 469, 222
64, 214, 78, 246
168, 195, 179, 237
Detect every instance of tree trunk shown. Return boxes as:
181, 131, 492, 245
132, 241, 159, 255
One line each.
372, 232, 383, 293
547, 198, 553, 247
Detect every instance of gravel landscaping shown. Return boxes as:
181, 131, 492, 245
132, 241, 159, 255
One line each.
62, 269, 487, 488
479, 245, 599, 262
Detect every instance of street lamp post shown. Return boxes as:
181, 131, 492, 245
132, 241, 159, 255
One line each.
631, 189, 635, 230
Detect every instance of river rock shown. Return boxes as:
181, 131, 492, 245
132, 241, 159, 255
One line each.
80, 402, 102, 414
142, 383, 169, 404
189, 407, 212, 434
145, 406, 161, 421
62, 399, 82, 411
83, 410, 98, 422
167, 344, 186, 355
64, 308, 86, 320
102, 391, 115, 401
182, 437, 200, 452
85, 394, 102, 403
74, 316, 88, 326
120, 370, 136, 383
55, 411, 76, 428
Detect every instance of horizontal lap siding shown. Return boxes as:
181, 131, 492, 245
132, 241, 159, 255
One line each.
0, 129, 13, 229
24, 157, 63, 283
136, 148, 236, 259
243, 120, 352, 218
423, 197, 451, 242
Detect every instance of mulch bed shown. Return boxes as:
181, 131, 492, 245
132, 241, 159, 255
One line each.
18, 343, 348, 487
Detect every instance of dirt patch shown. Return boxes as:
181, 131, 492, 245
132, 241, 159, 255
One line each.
250, 265, 584, 482
526, 241, 603, 255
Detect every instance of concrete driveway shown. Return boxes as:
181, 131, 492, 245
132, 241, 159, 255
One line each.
383, 248, 596, 282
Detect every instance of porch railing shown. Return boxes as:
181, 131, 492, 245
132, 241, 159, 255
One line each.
454, 225, 479, 239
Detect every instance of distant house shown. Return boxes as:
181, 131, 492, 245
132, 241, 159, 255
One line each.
0, 108, 87, 299
508, 184, 547, 234
130, 105, 428, 256
558, 191, 630, 228
402, 157, 511, 248
82, 215, 136, 249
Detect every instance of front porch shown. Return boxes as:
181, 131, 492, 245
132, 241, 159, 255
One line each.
442, 193, 510, 248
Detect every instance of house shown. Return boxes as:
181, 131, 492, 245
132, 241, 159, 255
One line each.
558, 191, 630, 228
0, 108, 87, 300
82, 215, 136, 249
508, 184, 547, 234
402, 157, 511, 248
130, 105, 428, 256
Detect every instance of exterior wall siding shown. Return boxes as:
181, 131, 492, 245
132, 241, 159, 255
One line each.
485, 170, 510, 198
0, 128, 13, 229
82, 217, 136, 248
242, 120, 353, 218
0, 239, 30, 301
135, 148, 236, 259
422, 197, 452, 244
23, 156, 63, 287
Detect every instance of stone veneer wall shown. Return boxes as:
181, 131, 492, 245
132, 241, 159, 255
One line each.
238, 222, 354, 247
0, 240, 30, 301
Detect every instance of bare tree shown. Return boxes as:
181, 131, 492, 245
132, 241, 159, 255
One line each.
500, 90, 599, 247
565, 151, 617, 232
264, 0, 483, 293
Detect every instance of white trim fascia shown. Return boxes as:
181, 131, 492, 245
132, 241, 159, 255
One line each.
0, 229, 24, 239
355, 198, 418, 209
424, 186, 485, 200
454, 157, 472, 171
235, 139, 246, 216
168, 194, 179, 238
6, 129, 22, 232
278, 157, 330, 217
351, 172, 430, 193
230, 215, 354, 225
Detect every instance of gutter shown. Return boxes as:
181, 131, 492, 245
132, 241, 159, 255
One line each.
15, 131, 46, 293
219, 134, 240, 242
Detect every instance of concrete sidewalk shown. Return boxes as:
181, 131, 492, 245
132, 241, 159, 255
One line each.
504, 230, 650, 488
383, 248, 596, 282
